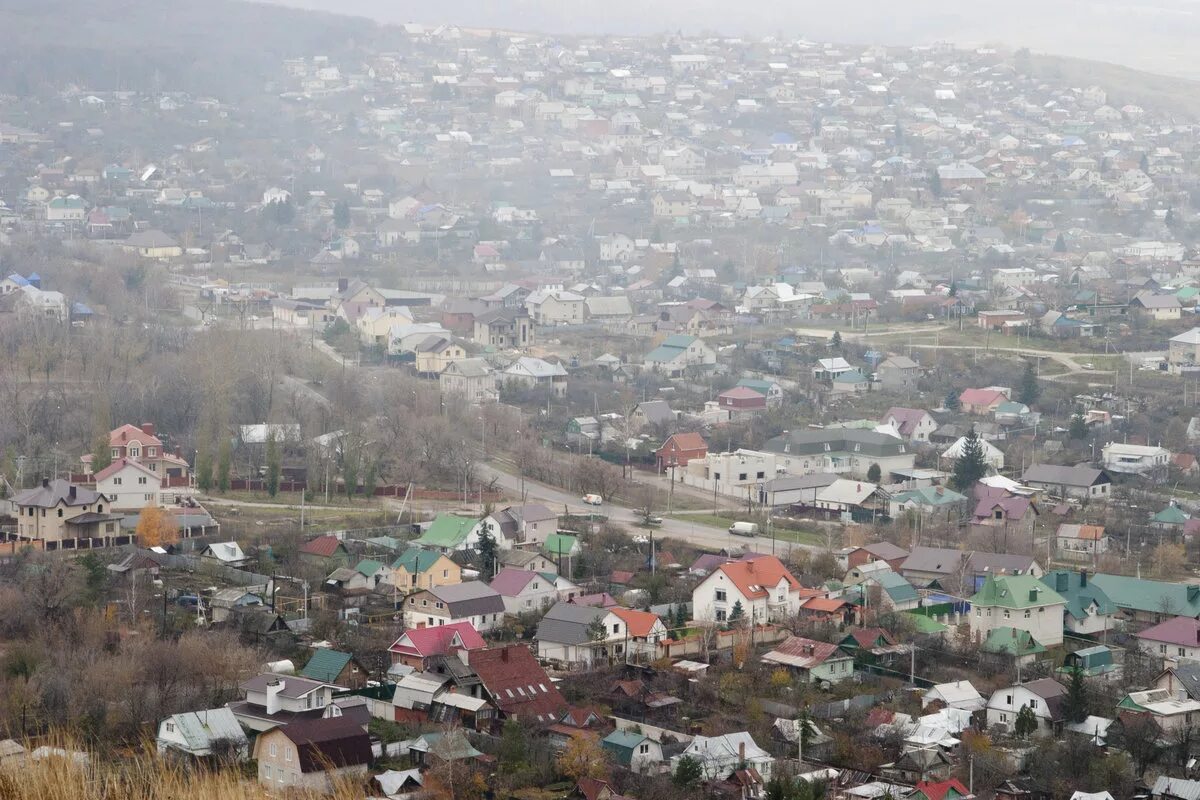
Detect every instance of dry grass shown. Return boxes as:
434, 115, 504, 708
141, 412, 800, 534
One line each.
0, 738, 362, 800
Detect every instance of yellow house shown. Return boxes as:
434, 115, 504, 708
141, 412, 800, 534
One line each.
12, 478, 121, 544
355, 306, 413, 346
415, 337, 467, 375
388, 547, 461, 592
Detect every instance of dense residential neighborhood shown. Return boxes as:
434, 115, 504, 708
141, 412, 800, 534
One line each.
8, 2, 1200, 800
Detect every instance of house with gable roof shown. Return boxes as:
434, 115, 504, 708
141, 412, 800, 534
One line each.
404, 582, 505, 632
1040, 570, 1117, 635
970, 573, 1065, 648
880, 407, 939, 442
643, 334, 716, 377
94, 457, 162, 512
156, 707, 248, 761
691, 555, 803, 623
388, 546, 462, 593
489, 568, 575, 614
388, 621, 486, 669
535, 602, 667, 667
413, 513, 502, 553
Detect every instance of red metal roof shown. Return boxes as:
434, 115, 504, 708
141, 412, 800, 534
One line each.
389, 621, 486, 657
299, 535, 345, 557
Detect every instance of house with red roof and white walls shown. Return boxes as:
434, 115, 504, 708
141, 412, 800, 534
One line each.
691, 555, 804, 624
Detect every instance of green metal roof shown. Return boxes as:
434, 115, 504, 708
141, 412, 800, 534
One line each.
601, 730, 646, 765
300, 649, 354, 683
542, 533, 579, 557
1153, 505, 1189, 525
981, 627, 1046, 656
1089, 573, 1200, 616
413, 514, 478, 548
971, 573, 1065, 610
892, 487, 967, 507
1040, 570, 1117, 620
874, 571, 919, 603
391, 546, 445, 573
355, 559, 384, 577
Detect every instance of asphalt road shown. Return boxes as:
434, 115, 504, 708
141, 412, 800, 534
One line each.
479, 462, 813, 558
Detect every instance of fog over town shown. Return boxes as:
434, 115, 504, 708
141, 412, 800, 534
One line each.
2, 0, 1200, 799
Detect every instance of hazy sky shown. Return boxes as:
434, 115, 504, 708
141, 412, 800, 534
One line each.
265, 0, 1200, 79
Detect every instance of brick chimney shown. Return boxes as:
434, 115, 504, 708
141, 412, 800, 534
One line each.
337, 277, 349, 293
141, 423, 155, 437
41, 477, 49, 489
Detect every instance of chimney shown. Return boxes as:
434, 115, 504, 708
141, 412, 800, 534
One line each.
337, 277, 349, 293
41, 477, 49, 489
1029, 588, 1039, 602
1056, 573, 1068, 592
266, 679, 284, 715
141, 422, 155, 437
1080, 569, 1088, 587
68, 486, 77, 502
739, 741, 746, 765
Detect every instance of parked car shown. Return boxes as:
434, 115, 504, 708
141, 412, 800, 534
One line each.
642, 515, 663, 526
728, 521, 759, 537
582, 493, 603, 506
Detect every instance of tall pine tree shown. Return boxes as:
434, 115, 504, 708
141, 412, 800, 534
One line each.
265, 432, 281, 497
1064, 666, 1088, 723
1018, 360, 1040, 406
950, 427, 989, 491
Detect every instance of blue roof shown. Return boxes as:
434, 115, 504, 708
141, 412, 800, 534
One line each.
5, 274, 28, 286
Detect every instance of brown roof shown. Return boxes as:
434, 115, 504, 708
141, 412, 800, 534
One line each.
277, 715, 371, 772
469, 646, 566, 723
299, 535, 346, 558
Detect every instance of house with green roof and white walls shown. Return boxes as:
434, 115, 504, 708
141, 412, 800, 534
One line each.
970, 572, 1066, 647
1089, 573, 1200, 625
412, 513, 508, 553
1040, 570, 1118, 636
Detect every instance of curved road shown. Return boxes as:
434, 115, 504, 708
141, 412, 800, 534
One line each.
478, 463, 813, 557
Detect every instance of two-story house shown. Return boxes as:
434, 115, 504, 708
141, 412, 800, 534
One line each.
877, 356, 923, 392
229, 673, 338, 731
387, 547, 462, 594
970, 573, 1066, 648
12, 478, 120, 545
252, 716, 370, 792
404, 582, 506, 632
388, 621, 486, 669
535, 602, 667, 667
691, 555, 803, 623
1102, 442, 1171, 477
1169, 328, 1200, 374
94, 458, 161, 512
880, 408, 939, 443
985, 679, 1067, 737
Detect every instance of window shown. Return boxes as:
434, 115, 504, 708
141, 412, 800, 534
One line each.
285, 748, 292, 763
1006, 695, 1012, 705
57, 509, 63, 518
264, 766, 272, 780
1003, 609, 1010, 619
612, 624, 620, 633
1180, 648, 1187, 657
716, 609, 727, 621
639, 744, 650, 754
716, 589, 727, 602
1030, 699, 1038, 709
756, 471, 765, 479
714, 472, 721, 480
165, 722, 174, 733
269, 743, 278, 758
738, 473, 747, 481
1161, 644, 1169, 654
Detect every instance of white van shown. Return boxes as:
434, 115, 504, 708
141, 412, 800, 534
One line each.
582, 494, 603, 506
728, 521, 759, 537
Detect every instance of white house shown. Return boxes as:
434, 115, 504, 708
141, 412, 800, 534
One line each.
923, 680, 985, 712
157, 708, 249, 760
680, 449, 787, 499
489, 568, 568, 615
525, 289, 585, 326
941, 435, 1005, 470
671, 732, 774, 781
691, 555, 803, 624
536, 603, 667, 667
985, 679, 1067, 736
1101, 442, 1170, 476
231, 673, 337, 731
94, 458, 161, 512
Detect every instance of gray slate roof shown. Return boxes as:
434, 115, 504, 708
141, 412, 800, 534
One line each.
536, 602, 606, 645
429, 581, 506, 616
